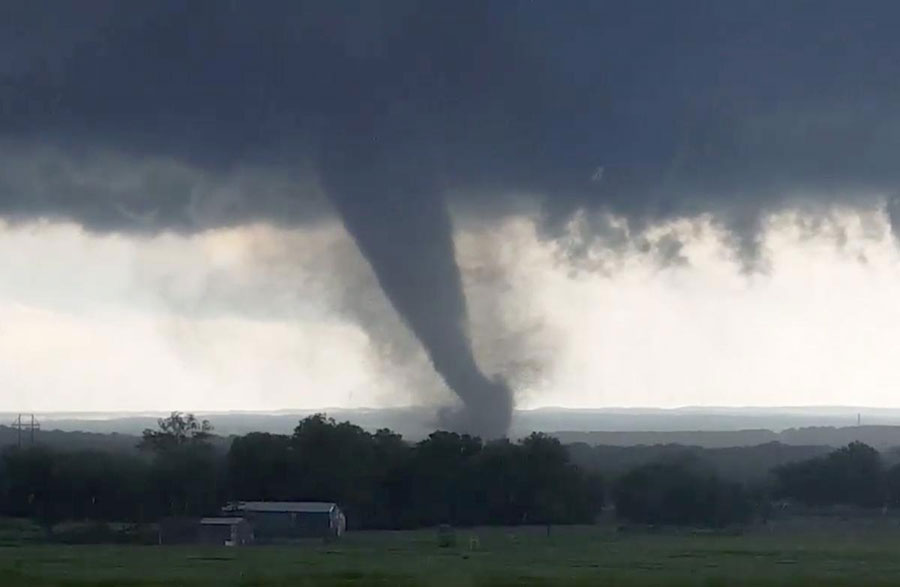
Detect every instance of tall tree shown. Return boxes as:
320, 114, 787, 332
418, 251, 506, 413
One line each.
227, 432, 293, 501
138, 412, 213, 454
139, 412, 221, 517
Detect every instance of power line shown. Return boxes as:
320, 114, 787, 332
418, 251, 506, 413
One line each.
10, 414, 40, 447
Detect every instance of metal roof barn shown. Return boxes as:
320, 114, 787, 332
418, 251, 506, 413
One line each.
224, 502, 346, 541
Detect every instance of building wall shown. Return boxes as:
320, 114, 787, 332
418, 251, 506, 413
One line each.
244, 510, 334, 540
158, 518, 200, 545
198, 524, 232, 545
198, 521, 254, 546
160, 518, 254, 546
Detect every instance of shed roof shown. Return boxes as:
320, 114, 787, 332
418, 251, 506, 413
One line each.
200, 517, 246, 525
235, 501, 336, 514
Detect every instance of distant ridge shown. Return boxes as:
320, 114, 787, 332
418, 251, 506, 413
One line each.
554, 425, 900, 449
2, 422, 900, 453
4, 406, 900, 439
0, 425, 139, 453
3, 407, 900, 448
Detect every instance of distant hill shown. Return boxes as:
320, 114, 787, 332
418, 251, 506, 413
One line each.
515, 406, 900, 436
6, 406, 900, 441
0, 425, 140, 453
0, 426, 231, 454
554, 426, 900, 450
567, 441, 835, 484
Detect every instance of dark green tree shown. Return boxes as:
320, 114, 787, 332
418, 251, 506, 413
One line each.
138, 412, 213, 453
227, 432, 292, 501
139, 412, 221, 517
774, 442, 885, 508
614, 461, 752, 527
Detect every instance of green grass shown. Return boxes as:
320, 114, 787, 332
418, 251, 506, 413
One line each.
2, 525, 900, 586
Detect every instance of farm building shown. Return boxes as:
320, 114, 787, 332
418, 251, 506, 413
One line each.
158, 517, 254, 546
198, 517, 254, 546
158, 517, 198, 545
224, 501, 346, 541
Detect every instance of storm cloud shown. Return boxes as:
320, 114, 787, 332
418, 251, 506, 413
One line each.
3, 0, 900, 436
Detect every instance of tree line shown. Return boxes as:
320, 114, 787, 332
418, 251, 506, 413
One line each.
0, 413, 601, 530
773, 441, 900, 509
1, 413, 897, 534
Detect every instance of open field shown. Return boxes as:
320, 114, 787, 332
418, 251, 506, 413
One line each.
4, 525, 900, 586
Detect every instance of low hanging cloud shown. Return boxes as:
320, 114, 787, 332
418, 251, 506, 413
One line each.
4, 3, 900, 237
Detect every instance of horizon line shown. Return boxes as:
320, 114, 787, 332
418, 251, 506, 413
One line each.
4, 404, 900, 419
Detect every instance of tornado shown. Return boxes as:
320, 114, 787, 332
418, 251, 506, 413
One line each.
319, 137, 512, 438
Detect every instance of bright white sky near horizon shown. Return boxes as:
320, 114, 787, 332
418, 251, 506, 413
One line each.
3, 203, 900, 414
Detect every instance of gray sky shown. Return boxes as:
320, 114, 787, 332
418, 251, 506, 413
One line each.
4, 196, 900, 412
3, 2, 900, 418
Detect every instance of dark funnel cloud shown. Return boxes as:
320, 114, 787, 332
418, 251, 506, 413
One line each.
320, 137, 512, 436
4, 1, 900, 434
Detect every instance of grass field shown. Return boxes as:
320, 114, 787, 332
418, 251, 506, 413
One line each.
2, 524, 900, 586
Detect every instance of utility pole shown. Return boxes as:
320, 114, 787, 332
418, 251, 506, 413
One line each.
11, 414, 39, 447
